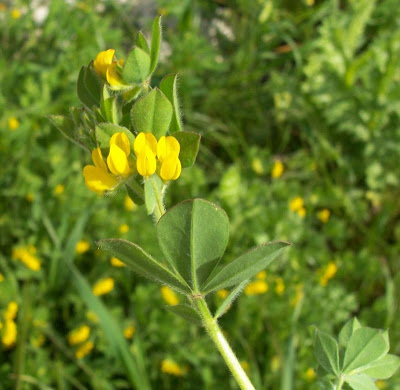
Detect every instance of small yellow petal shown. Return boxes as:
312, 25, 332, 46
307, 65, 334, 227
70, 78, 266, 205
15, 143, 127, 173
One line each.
136, 148, 156, 177
134, 132, 157, 156
107, 145, 131, 176
83, 165, 118, 194
106, 61, 124, 86
92, 148, 107, 170
93, 49, 115, 79
92, 278, 114, 296
110, 257, 126, 267
110, 132, 130, 156
161, 286, 179, 306
157, 136, 180, 162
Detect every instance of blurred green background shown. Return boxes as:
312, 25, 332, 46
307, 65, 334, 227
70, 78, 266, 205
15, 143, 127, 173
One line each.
1, 0, 399, 388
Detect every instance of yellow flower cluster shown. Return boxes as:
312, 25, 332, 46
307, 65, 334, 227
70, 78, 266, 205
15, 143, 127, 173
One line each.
244, 271, 269, 296
317, 208, 330, 223
161, 359, 184, 376
161, 286, 179, 306
54, 184, 65, 196
76, 240, 90, 254
217, 289, 229, 299
93, 49, 124, 88
12, 245, 41, 271
75, 340, 94, 359
305, 367, 316, 381
92, 277, 115, 296
119, 223, 129, 234
289, 197, 306, 218
83, 132, 182, 195
319, 261, 338, 286
271, 160, 284, 178
8, 116, 19, 130
1, 301, 18, 348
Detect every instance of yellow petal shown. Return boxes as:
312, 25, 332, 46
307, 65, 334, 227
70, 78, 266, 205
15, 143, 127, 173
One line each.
136, 148, 156, 177
157, 136, 180, 162
83, 165, 118, 194
110, 132, 130, 156
107, 145, 131, 176
160, 153, 181, 181
106, 61, 124, 87
134, 132, 157, 156
93, 49, 115, 79
92, 147, 107, 170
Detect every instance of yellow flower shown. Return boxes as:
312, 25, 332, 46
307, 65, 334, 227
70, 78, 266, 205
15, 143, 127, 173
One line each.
305, 368, 316, 381
106, 59, 125, 87
157, 136, 181, 181
110, 256, 126, 267
297, 207, 306, 218
289, 197, 304, 212
271, 160, 284, 178
124, 325, 135, 339
68, 325, 90, 346
75, 340, 94, 359
12, 246, 41, 271
75, 240, 90, 254
270, 356, 281, 372
134, 132, 157, 177
11, 8, 21, 19
107, 133, 132, 176
244, 280, 268, 296
54, 184, 64, 195
376, 380, 387, 389
275, 277, 285, 296
2, 320, 17, 348
4, 301, 18, 321
83, 147, 119, 194
124, 195, 137, 211
93, 277, 114, 296
161, 359, 184, 376
319, 262, 338, 286
256, 270, 267, 280
119, 224, 129, 234
317, 209, 330, 223
0, 273, 3, 283
217, 289, 229, 299
251, 157, 263, 175
8, 116, 19, 130
93, 49, 115, 79
161, 286, 179, 306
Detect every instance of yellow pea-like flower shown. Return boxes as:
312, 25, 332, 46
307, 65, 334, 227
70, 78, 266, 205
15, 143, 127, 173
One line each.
92, 277, 115, 296
110, 132, 130, 156
134, 132, 157, 157
136, 147, 157, 177
75, 340, 94, 359
160, 152, 182, 181
289, 196, 304, 212
2, 320, 17, 348
4, 301, 18, 321
107, 144, 131, 176
68, 325, 90, 346
93, 49, 115, 79
92, 147, 107, 170
106, 59, 125, 87
157, 136, 180, 163
244, 280, 268, 296
161, 286, 179, 306
161, 359, 184, 376
83, 165, 119, 193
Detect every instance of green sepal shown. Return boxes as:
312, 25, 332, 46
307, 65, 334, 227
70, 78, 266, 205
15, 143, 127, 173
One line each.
136, 31, 150, 54
149, 16, 162, 74
144, 175, 163, 215
173, 131, 200, 168
131, 88, 173, 138
157, 199, 229, 289
100, 95, 122, 124
201, 241, 290, 293
98, 239, 191, 294
159, 74, 182, 132
123, 47, 151, 85
95, 123, 135, 150
165, 304, 202, 326
314, 330, 340, 376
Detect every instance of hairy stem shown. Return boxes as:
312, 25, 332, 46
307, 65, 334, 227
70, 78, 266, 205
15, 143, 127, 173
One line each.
150, 176, 165, 221
194, 298, 255, 390
335, 376, 345, 390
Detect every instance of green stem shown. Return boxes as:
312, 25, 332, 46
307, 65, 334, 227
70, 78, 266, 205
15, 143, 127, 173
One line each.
126, 178, 145, 200
194, 298, 255, 390
150, 176, 166, 221
335, 376, 345, 390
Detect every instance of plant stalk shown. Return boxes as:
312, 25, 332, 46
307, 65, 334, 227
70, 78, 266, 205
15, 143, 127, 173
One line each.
335, 376, 345, 390
150, 176, 166, 221
194, 297, 256, 390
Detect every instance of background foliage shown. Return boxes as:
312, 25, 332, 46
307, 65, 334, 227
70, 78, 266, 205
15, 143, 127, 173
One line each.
1, 0, 399, 389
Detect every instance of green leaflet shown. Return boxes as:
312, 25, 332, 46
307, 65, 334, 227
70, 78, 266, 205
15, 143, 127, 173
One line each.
98, 238, 191, 294
122, 47, 151, 85
159, 74, 182, 133
202, 241, 290, 293
314, 330, 340, 376
165, 304, 202, 326
149, 16, 162, 74
173, 131, 200, 168
157, 199, 229, 290
130, 88, 173, 139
